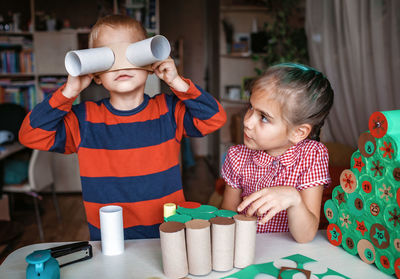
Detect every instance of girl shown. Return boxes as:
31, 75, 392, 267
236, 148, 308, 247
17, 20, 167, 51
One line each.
221, 63, 334, 243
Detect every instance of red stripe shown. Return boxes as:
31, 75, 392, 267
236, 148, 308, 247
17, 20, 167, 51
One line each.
84, 190, 186, 229
85, 95, 168, 124
18, 114, 55, 151
78, 138, 180, 177
64, 112, 81, 153
49, 85, 76, 112
171, 78, 201, 100
192, 101, 227, 135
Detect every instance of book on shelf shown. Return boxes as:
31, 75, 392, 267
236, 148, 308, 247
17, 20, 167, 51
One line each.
0, 78, 36, 111
0, 35, 34, 74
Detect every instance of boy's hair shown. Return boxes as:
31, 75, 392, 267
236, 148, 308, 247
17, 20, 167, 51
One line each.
250, 63, 334, 141
89, 14, 147, 48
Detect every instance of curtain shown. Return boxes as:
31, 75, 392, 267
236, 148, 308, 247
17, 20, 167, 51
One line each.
305, 0, 400, 147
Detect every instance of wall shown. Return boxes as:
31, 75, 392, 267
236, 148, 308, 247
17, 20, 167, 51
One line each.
160, 0, 220, 160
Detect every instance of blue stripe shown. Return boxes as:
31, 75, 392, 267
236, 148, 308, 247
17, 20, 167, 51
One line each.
79, 113, 176, 149
88, 223, 160, 240
29, 98, 68, 131
182, 84, 219, 120
49, 124, 66, 153
183, 113, 203, 137
81, 165, 182, 203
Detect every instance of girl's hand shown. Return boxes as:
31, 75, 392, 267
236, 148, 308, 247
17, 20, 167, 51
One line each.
152, 57, 189, 92
62, 74, 93, 98
237, 186, 301, 224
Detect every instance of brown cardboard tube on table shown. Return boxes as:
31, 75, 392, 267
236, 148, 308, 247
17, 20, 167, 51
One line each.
233, 214, 257, 268
159, 221, 188, 278
185, 219, 212, 276
210, 216, 235, 271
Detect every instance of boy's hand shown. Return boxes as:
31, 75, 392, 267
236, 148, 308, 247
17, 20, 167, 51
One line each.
237, 186, 301, 224
62, 75, 93, 99
152, 57, 189, 92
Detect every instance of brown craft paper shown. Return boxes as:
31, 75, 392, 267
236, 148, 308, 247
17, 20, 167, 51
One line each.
185, 219, 212, 276
105, 42, 153, 73
159, 222, 188, 278
210, 217, 236, 271
233, 214, 257, 268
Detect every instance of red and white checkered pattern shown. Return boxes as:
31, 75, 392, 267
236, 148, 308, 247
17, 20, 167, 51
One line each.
221, 139, 331, 233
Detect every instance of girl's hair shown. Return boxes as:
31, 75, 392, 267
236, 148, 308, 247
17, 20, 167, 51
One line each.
89, 14, 147, 48
250, 63, 334, 141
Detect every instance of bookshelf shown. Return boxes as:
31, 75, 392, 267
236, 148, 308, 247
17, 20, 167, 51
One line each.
218, 1, 269, 162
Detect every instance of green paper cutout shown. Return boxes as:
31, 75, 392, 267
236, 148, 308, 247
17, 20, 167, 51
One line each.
165, 213, 192, 223
215, 209, 238, 218
314, 268, 351, 279
176, 206, 194, 215
222, 254, 350, 279
190, 212, 216, 220
282, 254, 316, 269
193, 204, 218, 213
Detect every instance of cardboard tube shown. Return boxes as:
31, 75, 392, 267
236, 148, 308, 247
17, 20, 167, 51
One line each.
210, 217, 235, 271
233, 214, 257, 268
369, 110, 400, 138
376, 133, 400, 162
126, 35, 171, 66
163, 203, 176, 218
159, 222, 188, 278
65, 47, 114, 76
185, 219, 212, 276
99, 205, 124, 256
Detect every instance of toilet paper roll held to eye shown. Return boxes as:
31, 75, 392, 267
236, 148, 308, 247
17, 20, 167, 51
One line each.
65, 47, 115, 77
126, 35, 171, 67
65, 35, 171, 76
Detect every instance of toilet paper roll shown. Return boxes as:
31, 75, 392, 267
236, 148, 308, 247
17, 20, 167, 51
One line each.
99, 205, 124, 256
357, 239, 376, 264
369, 110, 400, 138
185, 219, 212, 276
376, 133, 400, 162
159, 221, 188, 278
358, 131, 377, 158
375, 249, 395, 275
351, 150, 367, 176
210, 217, 235, 272
233, 214, 257, 268
126, 35, 171, 67
339, 169, 358, 193
65, 47, 114, 77
163, 203, 176, 218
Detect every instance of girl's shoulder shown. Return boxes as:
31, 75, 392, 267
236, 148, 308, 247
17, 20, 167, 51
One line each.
298, 139, 329, 156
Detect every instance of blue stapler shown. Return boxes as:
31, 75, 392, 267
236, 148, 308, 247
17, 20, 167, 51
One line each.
26, 241, 92, 279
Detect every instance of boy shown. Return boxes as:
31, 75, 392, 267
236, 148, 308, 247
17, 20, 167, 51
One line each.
18, 15, 226, 240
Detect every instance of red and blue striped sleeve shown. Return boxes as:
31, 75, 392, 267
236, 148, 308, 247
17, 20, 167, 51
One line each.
19, 85, 81, 154
170, 78, 226, 140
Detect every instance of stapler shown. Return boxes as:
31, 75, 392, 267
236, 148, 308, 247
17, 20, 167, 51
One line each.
26, 241, 92, 279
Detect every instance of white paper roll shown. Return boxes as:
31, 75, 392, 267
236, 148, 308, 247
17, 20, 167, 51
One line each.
185, 219, 212, 276
233, 214, 257, 268
65, 47, 114, 77
159, 222, 188, 278
99, 205, 124, 256
126, 35, 171, 67
210, 217, 235, 272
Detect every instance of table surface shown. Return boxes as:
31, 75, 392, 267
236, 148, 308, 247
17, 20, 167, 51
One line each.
0, 230, 395, 279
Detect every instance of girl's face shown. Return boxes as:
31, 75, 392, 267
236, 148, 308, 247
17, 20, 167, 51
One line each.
243, 89, 295, 157
93, 26, 148, 95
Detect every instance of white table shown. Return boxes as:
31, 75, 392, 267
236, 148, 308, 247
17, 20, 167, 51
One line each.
0, 230, 394, 278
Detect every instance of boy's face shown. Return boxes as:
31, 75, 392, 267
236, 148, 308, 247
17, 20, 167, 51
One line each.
93, 26, 149, 95
243, 89, 295, 157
